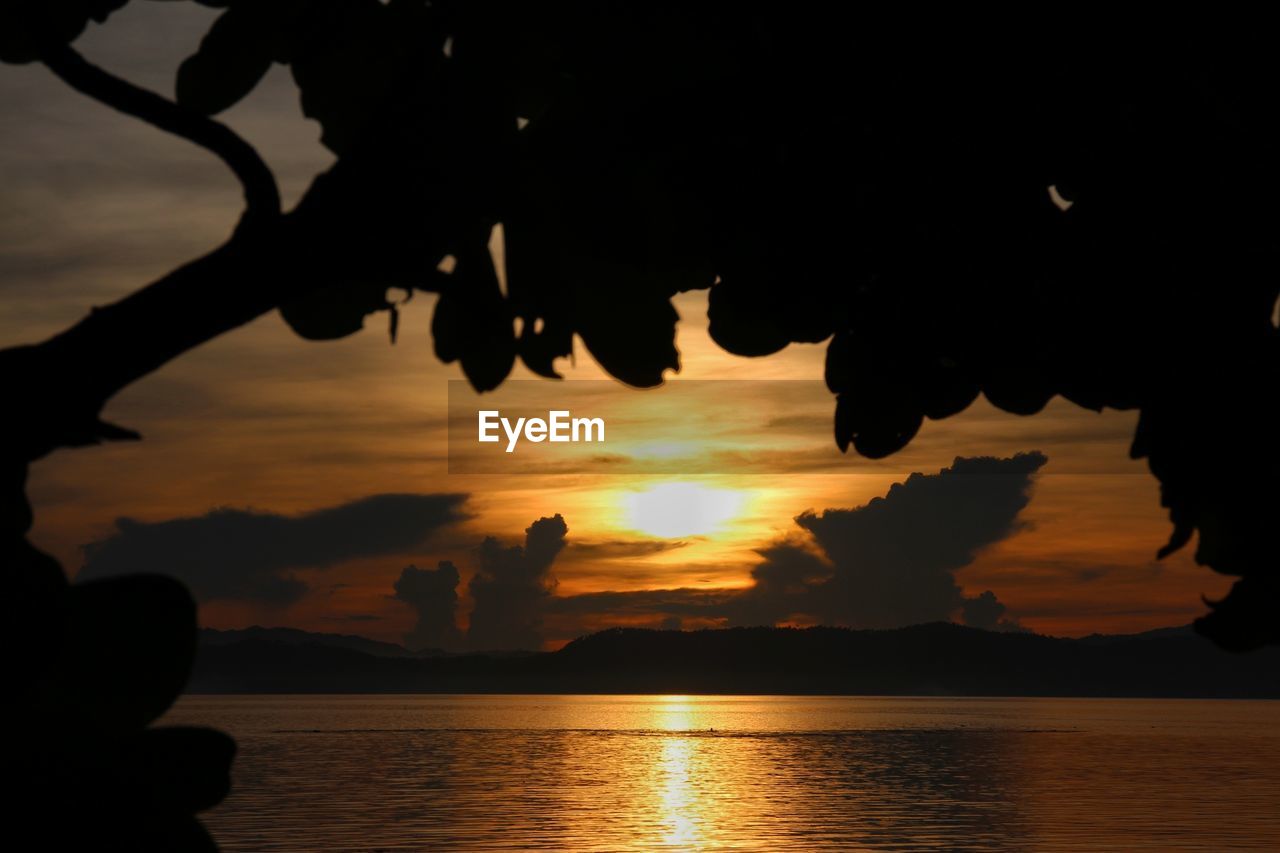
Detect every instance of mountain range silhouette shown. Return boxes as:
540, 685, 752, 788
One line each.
191, 624, 1280, 698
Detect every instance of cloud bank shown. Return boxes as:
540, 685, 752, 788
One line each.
79, 493, 470, 605
393, 515, 571, 652
395, 453, 1045, 649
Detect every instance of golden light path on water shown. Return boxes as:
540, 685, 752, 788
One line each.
654, 696, 702, 847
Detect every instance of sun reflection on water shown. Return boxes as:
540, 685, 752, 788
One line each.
653, 695, 696, 731
650, 696, 705, 848
659, 738, 700, 847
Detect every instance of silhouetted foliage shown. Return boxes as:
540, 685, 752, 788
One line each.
2, 3, 1277, 848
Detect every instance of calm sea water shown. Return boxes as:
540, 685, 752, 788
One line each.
162, 695, 1280, 851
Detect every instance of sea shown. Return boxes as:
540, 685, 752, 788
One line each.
162, 695, 1280, 851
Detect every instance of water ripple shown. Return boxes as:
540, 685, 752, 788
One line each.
163, 695, 1280, 851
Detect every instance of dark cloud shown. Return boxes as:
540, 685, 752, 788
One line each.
763, 413, 830, 433
791, 452, 1047, 628
381, 514, 574, 652
467, 515, 568, 650
1039, 558, 1161, 584
960, 590, 1007, 629
394, 561, 463, 651
567, 539, 689, 559
78, 493, 469, 605
725, 543, 831, 627
960, 590, 1024, 632
546, 587, 738, 617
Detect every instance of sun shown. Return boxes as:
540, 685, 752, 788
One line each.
621, 482, 747, 538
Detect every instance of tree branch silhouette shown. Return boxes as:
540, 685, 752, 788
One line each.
41, 43, 280, 225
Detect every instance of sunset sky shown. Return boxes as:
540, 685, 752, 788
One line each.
0, 4, 1228, 650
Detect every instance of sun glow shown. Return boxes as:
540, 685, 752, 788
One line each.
621, 482, 747, 539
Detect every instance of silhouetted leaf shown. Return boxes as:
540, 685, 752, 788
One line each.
123, 727, 236, 812
279, 280, 392, 341
983, 370, 1056, 416
1, 0, 128, 64
432, 252, 515, 392
515, 317, 573, 379
919, 358, 981, 421
708, 278, 791, 357
289, 0, 432, 156
504, 178, 574, 378
827, 331, 925, 458
175, 7, 273, 115
29, 575, 196, 733
576, 285, 679, 388
834, 390, 924, 460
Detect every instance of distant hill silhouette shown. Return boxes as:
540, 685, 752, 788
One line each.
201, 626, 437, 659
189, 624, 1280, 698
